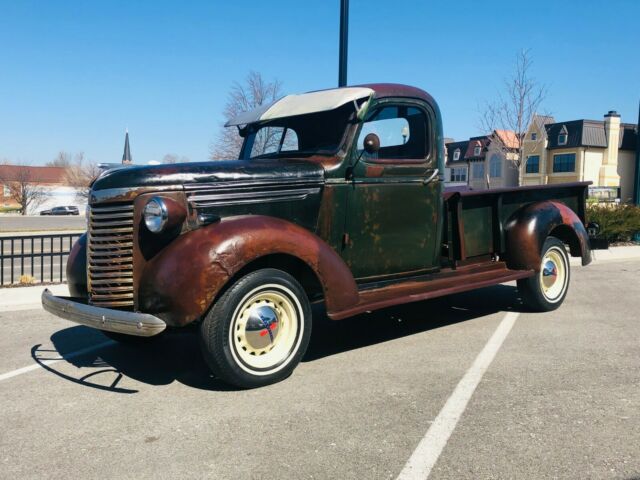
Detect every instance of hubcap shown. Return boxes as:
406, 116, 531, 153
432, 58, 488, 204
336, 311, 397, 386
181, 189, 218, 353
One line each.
542, 260, 558, 290
245, 305, 280, 350
229, 285, 303, 375
539, 248, 567, 302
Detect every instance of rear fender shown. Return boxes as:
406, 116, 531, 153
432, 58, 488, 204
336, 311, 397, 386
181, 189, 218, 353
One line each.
138, 215, 359, 326
504, 200, 592, 271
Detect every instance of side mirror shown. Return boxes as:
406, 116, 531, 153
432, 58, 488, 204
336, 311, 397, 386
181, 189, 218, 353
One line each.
363, 133, 380, 154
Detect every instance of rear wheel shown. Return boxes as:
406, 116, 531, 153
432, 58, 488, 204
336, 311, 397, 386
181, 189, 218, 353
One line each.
517, 236, 570, 311
200, 268, 312, 389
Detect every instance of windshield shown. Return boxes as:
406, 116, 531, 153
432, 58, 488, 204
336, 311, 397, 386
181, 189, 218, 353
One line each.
239, 103, 355, 159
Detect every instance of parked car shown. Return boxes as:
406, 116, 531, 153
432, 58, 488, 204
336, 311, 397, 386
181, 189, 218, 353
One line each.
40, 206, 80, 216
43, 83, 592, 389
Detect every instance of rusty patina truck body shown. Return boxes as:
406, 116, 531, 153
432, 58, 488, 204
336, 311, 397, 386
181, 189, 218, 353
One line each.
43, 84, 591, 388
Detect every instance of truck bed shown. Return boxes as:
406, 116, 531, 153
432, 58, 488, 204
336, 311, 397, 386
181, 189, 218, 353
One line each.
442, 181, 589, 265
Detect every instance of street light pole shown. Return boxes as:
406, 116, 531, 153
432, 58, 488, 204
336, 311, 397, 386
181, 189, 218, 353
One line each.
338, 0, 349, 87
634, 100, 640, 205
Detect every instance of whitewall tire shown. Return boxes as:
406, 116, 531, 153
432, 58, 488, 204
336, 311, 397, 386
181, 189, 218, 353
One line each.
200, 268, 312, 388
517, 236, 570, 312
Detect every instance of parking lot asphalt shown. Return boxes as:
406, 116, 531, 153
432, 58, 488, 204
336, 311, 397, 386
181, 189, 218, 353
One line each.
0, 259, 639, 479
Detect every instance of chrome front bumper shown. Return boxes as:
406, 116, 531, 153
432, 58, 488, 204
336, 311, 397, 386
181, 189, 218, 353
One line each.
41, 289, 166, 337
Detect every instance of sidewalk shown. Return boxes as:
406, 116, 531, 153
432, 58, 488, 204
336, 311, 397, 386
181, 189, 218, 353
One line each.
1, 246, 639, 312
569, 244, 640, 265
0, 284, 68, 312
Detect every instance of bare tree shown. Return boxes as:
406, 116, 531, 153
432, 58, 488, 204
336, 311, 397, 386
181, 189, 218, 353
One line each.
65, 152, 101, 200
47, 151, 72, 168
478, 49, 548, 178
162, 154, 190, 164
0, 162, 47, 215
210, 71, 284, 160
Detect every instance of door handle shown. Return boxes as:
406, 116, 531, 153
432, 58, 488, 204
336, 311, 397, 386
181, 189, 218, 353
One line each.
423, 169, 440, 185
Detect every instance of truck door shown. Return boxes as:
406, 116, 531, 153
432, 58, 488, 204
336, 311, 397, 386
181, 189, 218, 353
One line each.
344, 101, 442, 280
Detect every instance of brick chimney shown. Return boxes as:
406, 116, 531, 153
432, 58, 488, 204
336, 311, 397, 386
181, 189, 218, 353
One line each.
599, 111, 621, 186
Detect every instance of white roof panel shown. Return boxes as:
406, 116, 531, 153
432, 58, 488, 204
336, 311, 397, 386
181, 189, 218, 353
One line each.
225, 87, 374, 127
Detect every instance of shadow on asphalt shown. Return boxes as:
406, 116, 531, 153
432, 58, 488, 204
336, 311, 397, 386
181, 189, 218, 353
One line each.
33, 284, 525, 393
305, 284, 525, 361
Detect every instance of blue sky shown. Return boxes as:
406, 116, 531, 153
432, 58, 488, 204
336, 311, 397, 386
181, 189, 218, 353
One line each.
0, 0, 638, 166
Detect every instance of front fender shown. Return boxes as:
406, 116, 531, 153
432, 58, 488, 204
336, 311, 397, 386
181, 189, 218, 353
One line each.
137, 215, 359, 326
66, 233, 88, 298
504, 200, 592, 271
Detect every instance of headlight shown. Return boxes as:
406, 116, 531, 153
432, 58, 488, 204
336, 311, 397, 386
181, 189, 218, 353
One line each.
143, 197, 168, 233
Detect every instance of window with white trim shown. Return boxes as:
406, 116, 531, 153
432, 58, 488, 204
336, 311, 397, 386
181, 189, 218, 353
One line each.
558, 126, 568, 145
473, 145, 481, 156
531, 132, 537, 141
2, 184, 9, 197
451, 167, 467, 182
453, 149, 460, 161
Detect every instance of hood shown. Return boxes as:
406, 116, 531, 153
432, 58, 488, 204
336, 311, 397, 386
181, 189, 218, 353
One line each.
91, 159, 325, 191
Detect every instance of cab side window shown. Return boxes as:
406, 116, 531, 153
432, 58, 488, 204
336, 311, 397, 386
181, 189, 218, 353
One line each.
358, 105, 429, 161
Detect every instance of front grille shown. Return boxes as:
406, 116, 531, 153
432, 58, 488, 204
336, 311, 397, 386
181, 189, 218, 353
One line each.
88, 202, 135, 308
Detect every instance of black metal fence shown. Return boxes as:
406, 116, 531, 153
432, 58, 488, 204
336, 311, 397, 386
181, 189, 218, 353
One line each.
0, 233, 82, 286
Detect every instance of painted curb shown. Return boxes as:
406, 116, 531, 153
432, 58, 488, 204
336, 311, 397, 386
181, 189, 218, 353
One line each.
570, 245, 640, 266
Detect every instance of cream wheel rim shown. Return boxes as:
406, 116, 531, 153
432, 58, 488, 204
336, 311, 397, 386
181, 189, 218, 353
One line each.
539, 247, 567, 303
229, 284, 303, 376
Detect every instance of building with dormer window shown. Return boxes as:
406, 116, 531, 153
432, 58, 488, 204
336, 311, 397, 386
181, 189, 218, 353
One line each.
522, 112, 638, 202
444, 130, 519, 190
444, 139, 469, 187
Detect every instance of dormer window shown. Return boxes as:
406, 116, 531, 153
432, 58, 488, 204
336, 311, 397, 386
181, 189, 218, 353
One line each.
531, 132, 537, 141
453, 149, 460, 161
474, 146, 481, 156
558, 126, 568, 145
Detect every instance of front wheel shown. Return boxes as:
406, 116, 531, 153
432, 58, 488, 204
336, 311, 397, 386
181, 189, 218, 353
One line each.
517, 236, 570, 311
200, 268, 312, 389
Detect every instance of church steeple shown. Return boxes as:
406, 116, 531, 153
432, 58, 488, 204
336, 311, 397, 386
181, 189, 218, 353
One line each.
122, 130, 132, 164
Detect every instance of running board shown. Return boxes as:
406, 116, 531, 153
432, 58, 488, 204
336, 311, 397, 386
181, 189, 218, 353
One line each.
328, 264, 534, 320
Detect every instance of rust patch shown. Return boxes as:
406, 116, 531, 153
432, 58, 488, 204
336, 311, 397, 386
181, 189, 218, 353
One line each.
365, 165, 384, 177
137, 215, 359, 326
132, 192, 189, 310
329, 261, 533, 320
316, 185, 334, 240
504, 200, 591, 271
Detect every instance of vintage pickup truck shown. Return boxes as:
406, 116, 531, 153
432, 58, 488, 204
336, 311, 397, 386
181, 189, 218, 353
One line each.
42, 83, 592, 388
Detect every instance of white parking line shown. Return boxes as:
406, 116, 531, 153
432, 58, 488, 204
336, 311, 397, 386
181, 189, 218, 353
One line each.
397, 311, 519, 480
0, 340, 114, 382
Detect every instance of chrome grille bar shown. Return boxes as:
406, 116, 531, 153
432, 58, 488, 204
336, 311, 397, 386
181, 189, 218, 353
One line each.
88, 202, 135, 308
